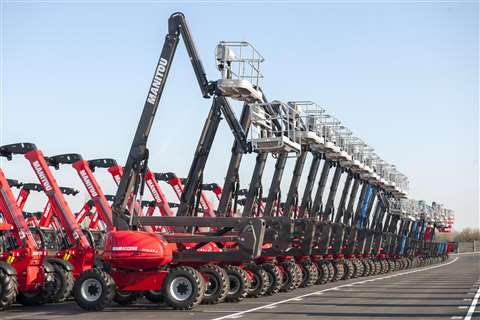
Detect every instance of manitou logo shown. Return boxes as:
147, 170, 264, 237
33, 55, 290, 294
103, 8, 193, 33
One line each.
32, 161, 52, 191
146, 179, 162, 203
79, 170, 98, 197
43, 203, 51, 218
112, 246, 138, 251
147, 58, 168, 105
199, 198, 208, 211
173, 184, 182, 196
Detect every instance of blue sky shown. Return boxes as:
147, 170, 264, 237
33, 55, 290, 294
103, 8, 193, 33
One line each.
1, 1, 478, 230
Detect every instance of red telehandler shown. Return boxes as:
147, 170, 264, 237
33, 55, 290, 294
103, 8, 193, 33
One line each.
1, 144, 93, 299
0, 168, 65, 309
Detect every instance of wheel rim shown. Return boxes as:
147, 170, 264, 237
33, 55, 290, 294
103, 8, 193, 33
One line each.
81, 278, 103, 302
204, 274, 219, 297
228, 275, 241, 295
169, 276, 193, 302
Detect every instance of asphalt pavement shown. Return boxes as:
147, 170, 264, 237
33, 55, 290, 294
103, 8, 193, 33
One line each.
3, 253, 479, 320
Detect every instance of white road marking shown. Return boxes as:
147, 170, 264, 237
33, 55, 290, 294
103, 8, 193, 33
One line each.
464, 285, 480, 320
210, 257, 459, 320
452, 252, 480, 256
264, 305, 276, 309
451, 316, 463, 319
458, 306, 469, 309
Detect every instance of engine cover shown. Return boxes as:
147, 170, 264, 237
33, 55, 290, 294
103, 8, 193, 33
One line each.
103, 231, 174, 270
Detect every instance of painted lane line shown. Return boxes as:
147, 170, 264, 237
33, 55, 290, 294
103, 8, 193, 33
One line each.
458, 306, 469, 309
210, 257, 459, 320
451, 316, 463, 319
464, 285, 480, 320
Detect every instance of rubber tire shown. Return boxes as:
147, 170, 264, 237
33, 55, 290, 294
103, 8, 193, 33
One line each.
388, 260, 396, 272
353, 259, 364, 278
246, 265, 269, 298
332, 261, 344, 282
198, 264, 229, 304
17, 270, 55, 306
145, 290, 164, 303
326, 261, 335, 282
293, 264, 303, 289
162, 266, 205, 310
278, 261, 297, 292
262, 263, 282, 295
358, 259, 372, 277
224, 266, 250, 303
315, 261, 329, 284
374, 260, 382, 274
397, 259, 404, 270
380, 260, 388, 273
300, 260, 318, 287
49, 263, 74, 303
113, 291, 140, 305
362, 259, 372, 277
342, 260, 354, 280
368, 259, 378, 276
73, 269, 115, 311
0, 270, 17, 311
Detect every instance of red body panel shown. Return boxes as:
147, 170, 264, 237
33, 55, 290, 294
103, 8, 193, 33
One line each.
103, 230, 173, 270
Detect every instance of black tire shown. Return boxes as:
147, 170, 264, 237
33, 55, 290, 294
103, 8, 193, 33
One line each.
162, 266, 205, 310
388, 260, 396, 272
374, 260, 382, 274
0, 270, 17, 311
332, 261, 344, 282
49, 263, 74, 303
342, 260, 354, 280
113, 291, 140, 305
224, 266, 250, 302
145, 290, 164, 303
361, 259, 371, 277
279, 261, 297, 292
315, 261, 329, 285
353, 259, 364, 278
245, 264, 269, 298
326, 261, 335, 282
300, 260, 318, 287
73, 268, 115, 311
198, 264, 229, 304
262, 263, 282, 295
293, 263, 303, 289
380, 260, 388, 273
369, 259, 376, 275
404, 257, 412, 269
17, 270, 55, 306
